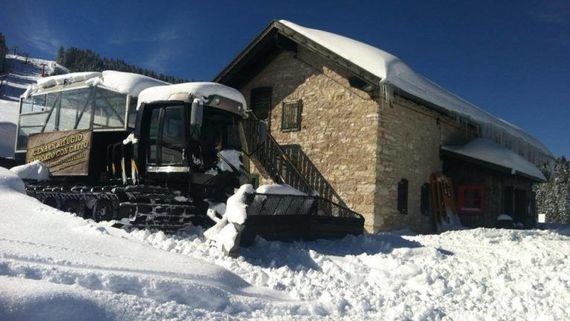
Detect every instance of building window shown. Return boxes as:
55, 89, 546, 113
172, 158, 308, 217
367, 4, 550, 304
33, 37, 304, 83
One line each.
250, 87, 272, 120
421, 183, 430, 216
398, 179, 408, 215
458, 185, 484, 214
281, 99, 302, 132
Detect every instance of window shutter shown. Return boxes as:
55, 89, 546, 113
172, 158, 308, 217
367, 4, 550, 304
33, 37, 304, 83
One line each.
281, 99, 302, 132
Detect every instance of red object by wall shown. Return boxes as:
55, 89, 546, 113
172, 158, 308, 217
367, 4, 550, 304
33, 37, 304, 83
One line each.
457, 185, 485, 215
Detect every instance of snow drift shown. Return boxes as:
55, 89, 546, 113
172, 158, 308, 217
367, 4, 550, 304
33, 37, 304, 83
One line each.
0, 166, 568, 320
0, 167, 289, 320
10, 160, 50, 181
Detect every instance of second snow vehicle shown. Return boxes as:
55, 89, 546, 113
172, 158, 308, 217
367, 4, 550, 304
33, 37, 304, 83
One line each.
15, 71, 364, 241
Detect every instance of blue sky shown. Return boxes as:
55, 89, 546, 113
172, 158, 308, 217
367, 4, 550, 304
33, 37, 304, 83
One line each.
1, 0, 569, 157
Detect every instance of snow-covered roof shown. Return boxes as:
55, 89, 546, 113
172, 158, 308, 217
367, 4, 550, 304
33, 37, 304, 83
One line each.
278, 20, 553, 162
24, 70, 168, 98
442, 138, 546, 181
137, 82, 248, 114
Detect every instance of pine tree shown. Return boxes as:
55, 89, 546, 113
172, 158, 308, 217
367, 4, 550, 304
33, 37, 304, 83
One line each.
535, 157, 570, 223
56, 46, 187, 83
56, 46, 65, 65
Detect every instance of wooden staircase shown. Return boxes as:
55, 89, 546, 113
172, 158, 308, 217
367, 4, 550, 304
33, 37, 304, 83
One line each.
240, 119, 348, 208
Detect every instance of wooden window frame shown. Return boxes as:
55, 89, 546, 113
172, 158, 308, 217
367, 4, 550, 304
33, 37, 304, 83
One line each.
281, 99, 302, 132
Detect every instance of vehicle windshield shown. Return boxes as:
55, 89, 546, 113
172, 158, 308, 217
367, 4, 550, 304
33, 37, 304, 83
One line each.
199, 108, 241, 169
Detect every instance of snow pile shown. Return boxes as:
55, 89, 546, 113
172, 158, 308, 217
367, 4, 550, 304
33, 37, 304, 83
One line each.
35, 71, 101, 90
279, 20, 553, 164
137, 82, 248, 115
497, 214, 514, 221
442, 138, 546, 181
225, 184, 254, 225
99, 70, 169, 96
0, 167, 26, 193
134, 226, 570, 321
10, 160, 50, 181
256, 183, 307, 196
205, 184, 254, 254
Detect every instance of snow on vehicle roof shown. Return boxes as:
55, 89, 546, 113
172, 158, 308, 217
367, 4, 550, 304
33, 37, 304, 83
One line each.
24, 70, 168, 98
35, 71, 101, 90
137, 82, 248, 111
98, 70, 169, 96
442, 138, 546, 181
279, 20, 553, 161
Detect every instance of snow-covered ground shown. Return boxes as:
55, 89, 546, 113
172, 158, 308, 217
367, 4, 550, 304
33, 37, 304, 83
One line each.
0, 167, 568, 321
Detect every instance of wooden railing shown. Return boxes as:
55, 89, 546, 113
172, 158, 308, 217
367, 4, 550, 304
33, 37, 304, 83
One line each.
241, 118, 346, 207
241, 118, 313, 195
281, 144, 346, 207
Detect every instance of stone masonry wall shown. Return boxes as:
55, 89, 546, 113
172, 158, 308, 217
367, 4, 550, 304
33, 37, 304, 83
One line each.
239, 47, 380, 230
374, 94, 476, 232
237, 46, 477, 233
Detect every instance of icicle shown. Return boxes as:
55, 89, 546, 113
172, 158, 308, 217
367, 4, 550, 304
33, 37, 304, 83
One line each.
379, 82, 393, 107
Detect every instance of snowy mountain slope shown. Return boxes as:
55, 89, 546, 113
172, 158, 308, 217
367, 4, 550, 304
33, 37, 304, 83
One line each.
0, 54, 67, 158
0, 166, 568, 321
0, 54, 66, 100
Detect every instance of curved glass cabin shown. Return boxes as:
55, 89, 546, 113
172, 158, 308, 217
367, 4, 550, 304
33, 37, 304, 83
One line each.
15, 71, 168, 162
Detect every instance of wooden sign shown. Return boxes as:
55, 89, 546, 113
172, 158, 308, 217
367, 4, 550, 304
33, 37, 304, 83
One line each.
26, 129, 92, 176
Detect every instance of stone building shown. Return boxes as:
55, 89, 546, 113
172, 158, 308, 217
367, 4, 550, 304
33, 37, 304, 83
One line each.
215, 20, 553, 233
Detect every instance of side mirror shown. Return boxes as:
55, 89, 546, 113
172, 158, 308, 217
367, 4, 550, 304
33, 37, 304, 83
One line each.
190, 98, 203, 140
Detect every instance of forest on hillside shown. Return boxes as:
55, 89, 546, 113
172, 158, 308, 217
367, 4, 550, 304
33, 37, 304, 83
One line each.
56, 46, 187, 83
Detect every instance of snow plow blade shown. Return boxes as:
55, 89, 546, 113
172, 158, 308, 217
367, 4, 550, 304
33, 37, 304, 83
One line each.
241, 193, 364, 245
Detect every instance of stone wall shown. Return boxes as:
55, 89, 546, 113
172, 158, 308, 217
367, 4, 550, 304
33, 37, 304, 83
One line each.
373, 94, 476, 232
239, 47, 380, 230
237, 46, 478, 233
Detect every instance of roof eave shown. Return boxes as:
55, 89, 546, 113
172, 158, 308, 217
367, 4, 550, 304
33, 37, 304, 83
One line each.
441, 149, 546, 183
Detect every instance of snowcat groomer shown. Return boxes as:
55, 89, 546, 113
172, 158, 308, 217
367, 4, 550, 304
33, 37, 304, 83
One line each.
14, 71, 363, 243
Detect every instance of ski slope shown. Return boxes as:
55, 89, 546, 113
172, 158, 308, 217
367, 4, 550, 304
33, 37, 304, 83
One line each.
0, 54, 67, 158
0, 166, 568, 321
